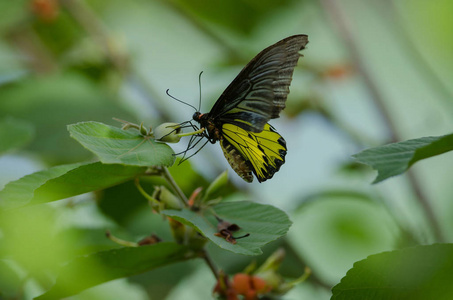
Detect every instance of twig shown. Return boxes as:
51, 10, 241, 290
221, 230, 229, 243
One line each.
61, 0, 128, 73
201, 249, 219, 280
385, 0, 453, 113
160, 0, 243, 61
106, 230, 139, 247
319, 0, 398, 142
160, 166, 189, 206
6, 25, 58, 73
319, 0, 444, 242
283, 240, 332, 291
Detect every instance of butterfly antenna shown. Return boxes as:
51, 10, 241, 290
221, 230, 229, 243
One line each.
198, 71, 203, 112
166, 89, 197, 112
175, 120, 198, 130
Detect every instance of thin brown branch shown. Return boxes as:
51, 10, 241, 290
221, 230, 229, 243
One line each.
319, 0, 398, 142
61, 0, 128, 73
319, 0, 445, 242
158, 0, 243, 61
201, 249, 219, 280
385, 0, 453, 113
6, 25, 58, 73
283, 240, 332, 291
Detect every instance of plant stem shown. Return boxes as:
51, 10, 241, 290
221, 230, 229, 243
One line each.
160, 0, 243, 61
106, 230, 139, 247
134, 177, 161, 207
158, 167, 219, 279
319, 0, 398, 142
61, 0, 127, 73
160, 166, 189, 206
201, 249, 219, 280
319, 0, 445, 242
283, 240, 332, 291
385, 0, 453, 114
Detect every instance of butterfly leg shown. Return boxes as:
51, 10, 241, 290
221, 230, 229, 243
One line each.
178, 139, 210, 164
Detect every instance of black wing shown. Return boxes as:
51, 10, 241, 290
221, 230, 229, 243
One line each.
209, 35, 308, 133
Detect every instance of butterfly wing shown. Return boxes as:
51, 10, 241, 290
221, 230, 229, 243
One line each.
220, 123, 287, 183
209, 35, 308, 133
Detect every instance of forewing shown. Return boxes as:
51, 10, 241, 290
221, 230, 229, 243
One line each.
220, 123, 287, 183
210, 35, 308, 133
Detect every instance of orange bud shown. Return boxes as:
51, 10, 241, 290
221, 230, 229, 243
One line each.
188, 187, 203, 207
244, 289, 258, 300
31, 0, 59, 21
324, 64, 354, 79
251, 276, 271, 293
213, 271, 239, 300
232, 273, 251, 295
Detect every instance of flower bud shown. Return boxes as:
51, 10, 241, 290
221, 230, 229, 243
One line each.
154, 122, 182, 143
152, 186, 182, 210
139, 122, 149, 136
168, 217, 186, 244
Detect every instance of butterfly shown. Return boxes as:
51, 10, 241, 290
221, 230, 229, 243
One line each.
185, 35, 308, 183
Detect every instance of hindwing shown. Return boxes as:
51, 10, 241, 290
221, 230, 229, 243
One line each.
219, 123, 287, 183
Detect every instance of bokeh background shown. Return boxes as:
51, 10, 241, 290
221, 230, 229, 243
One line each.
1, 0, 453, 299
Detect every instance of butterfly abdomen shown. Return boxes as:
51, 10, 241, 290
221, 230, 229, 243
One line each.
220, 138, 254, 183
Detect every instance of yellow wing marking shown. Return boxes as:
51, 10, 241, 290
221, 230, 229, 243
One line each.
221, 123, 286, 182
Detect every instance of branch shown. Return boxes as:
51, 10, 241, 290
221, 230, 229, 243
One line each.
319, 0, 445, 242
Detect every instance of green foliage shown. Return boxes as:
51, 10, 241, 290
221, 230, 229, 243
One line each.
353, 134, 453, 183
0, 162, 147, 209
0, 74, 135, 163
289, 195, 400, 285
68, 121, 176, 167
96, 180, 153, 225
169, 0, 292, 36
0, 260, 21, 298
0, 117, 34, 154
164, 201, 292, 255
332, 244, 453, 299
202, 170, 229, 202
0, 116, 293, 298
36, 243, 194, 300
1, 0, 452, 299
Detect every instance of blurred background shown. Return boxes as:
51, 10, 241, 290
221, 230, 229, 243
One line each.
0, 0, 453, 299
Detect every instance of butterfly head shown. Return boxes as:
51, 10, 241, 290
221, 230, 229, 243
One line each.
192, 111, 201, 121
192, 111, 208, 124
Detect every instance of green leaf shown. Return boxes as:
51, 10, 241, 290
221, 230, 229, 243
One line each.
68, 121, 175, 167
0, 162, 147, 209
171, 0, 292, 36
353, 134, 453, 183
203, 170, 228, 202
0, 260, 22, 298
0, 117, 34, 154
35, 242, 194, 300
163, 201, 291, 256
331, 244, 453, 300
0, 73, 136, 163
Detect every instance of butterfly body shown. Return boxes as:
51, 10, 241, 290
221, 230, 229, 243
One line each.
191, 35, 308, 183
192, 112, 220, 143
